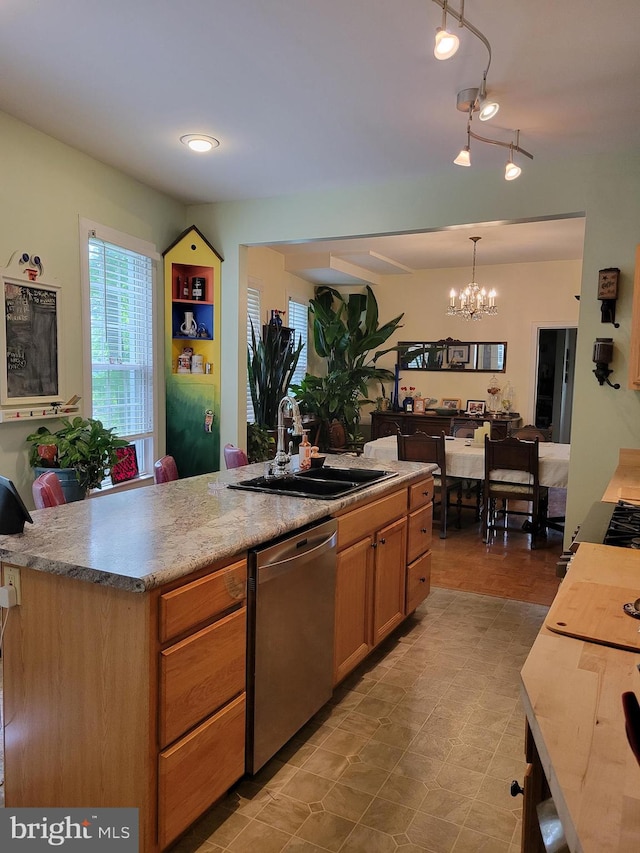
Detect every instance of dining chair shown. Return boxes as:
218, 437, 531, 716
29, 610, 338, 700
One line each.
224, 443, 249, 469
512, 424, 553, 442
32, 471, 67, 509
397, 431, 462, 538
154, 455, 179, 483
450, 418, 481, 439
482, 435, 547, 549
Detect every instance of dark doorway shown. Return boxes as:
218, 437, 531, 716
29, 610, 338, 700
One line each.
534, 328, 576, 443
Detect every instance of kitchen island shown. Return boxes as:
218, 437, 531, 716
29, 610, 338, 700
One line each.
520, 448, 640, 852
0, 456, 434, 851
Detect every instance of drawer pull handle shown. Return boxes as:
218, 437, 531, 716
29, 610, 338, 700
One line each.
379, 537, 386, 545
510, 780, 524, 797
421, 527, 427, 534
419, 576, 426, 583
371, 542, 377, 549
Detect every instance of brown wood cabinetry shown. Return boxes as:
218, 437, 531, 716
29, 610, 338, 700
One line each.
629, 245, 640, 389
2, 555, 247, 853
332, 475, 433, 685
370, 411, 520, 440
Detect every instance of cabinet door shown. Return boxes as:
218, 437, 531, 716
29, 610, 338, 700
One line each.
372, 516, 407, 645
334, 537, 373, 685
629, 245, 640, 389
406, 551, 431, 614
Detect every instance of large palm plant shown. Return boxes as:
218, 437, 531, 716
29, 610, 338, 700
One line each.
292, 286, 403, 444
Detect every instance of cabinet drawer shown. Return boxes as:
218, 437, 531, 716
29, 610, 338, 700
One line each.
407, 504, 433, 564
337, 489, 407, 550
159, 559, 246, 642
160, 607, 246, 748
409, 477, 434, 511
158, 693, 246, 849
406, 551, 431, 614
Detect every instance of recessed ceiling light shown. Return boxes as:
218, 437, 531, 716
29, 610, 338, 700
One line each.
180, 134, 220, 153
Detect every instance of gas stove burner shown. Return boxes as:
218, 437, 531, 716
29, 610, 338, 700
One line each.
603, 501, 640, 548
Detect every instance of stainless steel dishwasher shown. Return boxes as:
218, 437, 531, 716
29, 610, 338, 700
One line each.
246, 517, 338, 774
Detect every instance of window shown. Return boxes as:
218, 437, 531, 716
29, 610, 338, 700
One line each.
81, 220, 159, 482
247, 284, 262, 423
288, 297, 309, 388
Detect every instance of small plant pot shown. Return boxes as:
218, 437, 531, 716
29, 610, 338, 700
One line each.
33, 467, 86, 503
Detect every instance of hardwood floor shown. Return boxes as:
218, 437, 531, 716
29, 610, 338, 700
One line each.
431, 489, 565, 607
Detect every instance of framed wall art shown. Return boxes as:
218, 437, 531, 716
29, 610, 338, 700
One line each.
440, 398, 461, 410
1, 276, 61, 405
413, 397, 425, 414
447, 344, 470, 365
465, 399, 486, 415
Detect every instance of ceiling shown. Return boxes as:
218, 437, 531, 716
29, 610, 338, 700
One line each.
0, 2, 634, 277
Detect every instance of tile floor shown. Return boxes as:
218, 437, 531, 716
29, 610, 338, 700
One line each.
171, 588, 548, 853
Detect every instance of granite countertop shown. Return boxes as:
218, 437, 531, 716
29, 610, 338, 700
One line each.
0, 457, 434, 593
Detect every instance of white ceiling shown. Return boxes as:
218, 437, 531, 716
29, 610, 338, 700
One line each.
0, 2, 633, 276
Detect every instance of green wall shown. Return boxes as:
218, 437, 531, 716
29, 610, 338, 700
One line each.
0, 111, 187, 505
190, 151, 640, 542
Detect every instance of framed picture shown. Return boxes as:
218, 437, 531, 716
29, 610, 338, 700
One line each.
413, 398, 425, 414
466, 400, 486, 415
1, 276, 61, 405
447, 344, 470, 365
440, 398, 461, 410
110, 444, 139, 484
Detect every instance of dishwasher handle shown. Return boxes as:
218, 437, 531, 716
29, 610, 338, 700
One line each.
257, 526, 337, 584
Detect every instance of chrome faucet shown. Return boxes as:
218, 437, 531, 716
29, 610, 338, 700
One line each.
272, 395, 303, 477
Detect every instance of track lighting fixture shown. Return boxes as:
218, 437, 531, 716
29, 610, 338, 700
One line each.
431, 1, 533, 178
433, 1, 460, 60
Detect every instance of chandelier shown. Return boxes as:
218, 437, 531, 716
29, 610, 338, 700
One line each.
447, 236, 497, 321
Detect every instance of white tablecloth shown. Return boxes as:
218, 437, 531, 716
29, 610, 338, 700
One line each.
363, 435, 570, 489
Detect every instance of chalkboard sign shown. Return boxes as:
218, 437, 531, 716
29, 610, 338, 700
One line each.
1, 276, 61, 404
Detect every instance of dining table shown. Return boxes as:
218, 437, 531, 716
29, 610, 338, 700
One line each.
363, 434, 571, 489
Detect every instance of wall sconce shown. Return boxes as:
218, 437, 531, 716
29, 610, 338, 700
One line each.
593, 338, 620, 389
597, 267, 620, 327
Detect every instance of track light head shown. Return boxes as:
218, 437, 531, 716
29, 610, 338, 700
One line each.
478, 99, 499, 121
454, 146, 471, 167
434, 26, 459, 59
505, 159, 521, 181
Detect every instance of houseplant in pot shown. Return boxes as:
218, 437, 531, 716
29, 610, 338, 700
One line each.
26, 416, 129, 502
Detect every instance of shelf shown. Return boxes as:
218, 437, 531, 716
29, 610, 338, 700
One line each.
173, 299, 214, 306
173, 336, 213, 342
0, 405, 79, 424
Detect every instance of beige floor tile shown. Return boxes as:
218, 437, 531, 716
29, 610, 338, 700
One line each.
257, 795, 311, 835
352, 695, 398, 721
463, 800, 517, 843
406, 811, 461, 852
282, 837, 327, 852
376, 772, 429, 809
360, 797, 416, 835
337, 761, 391, 795
295, 810, 355, 852
340, 823, 398, 853
393, 752, 444, 784
475, 774, 522, 815
193, 809, 251, 846
322, 782, 374, 822
418, 788, 473, 825
227, 819, 292, 853
451, 827, 510, 852
279, 769, 335, 804
321, 727, 369, 758
300, 747, 350, 781
435, 764, 485, 799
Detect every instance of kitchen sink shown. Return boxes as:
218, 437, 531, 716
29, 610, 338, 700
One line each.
228, 467, 397, 500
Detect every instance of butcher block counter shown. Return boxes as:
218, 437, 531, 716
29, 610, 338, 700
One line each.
520, 449, 640, 853
0, 456, 434, 852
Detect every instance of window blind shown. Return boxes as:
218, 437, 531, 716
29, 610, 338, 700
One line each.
288, 297, 308, 388
247, 286, 261, 423
88, 237, 154, 439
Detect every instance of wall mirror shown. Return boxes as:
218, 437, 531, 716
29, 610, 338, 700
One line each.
398, 339, 507, 372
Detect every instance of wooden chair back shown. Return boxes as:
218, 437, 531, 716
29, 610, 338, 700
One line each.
512, 424, 552, 442
154, 455, 179, 484
224, 443, 249, 469
32, 471, 66, 509
450, 418, 480, 439
397, 430, 447, 476
484, 435, 540, 482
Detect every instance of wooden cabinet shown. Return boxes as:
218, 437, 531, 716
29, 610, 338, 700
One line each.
629, 245, 640, 389
163, 226, 223, 477
370, 410, 519, 440
333, 476, 433, 685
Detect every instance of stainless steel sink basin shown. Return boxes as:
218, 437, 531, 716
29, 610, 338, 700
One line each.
228, 467, 397, 500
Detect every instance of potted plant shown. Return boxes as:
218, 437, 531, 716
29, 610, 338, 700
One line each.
292, 285, 403, 448
26, 416, 129, 502
247, 320, 304, 431
246, 421, 275, 463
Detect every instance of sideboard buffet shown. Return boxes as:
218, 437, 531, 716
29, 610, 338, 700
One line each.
370, 410, 522, 440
